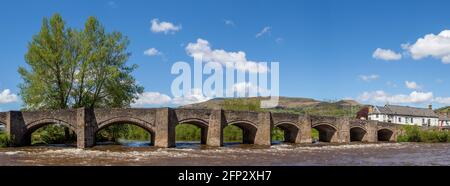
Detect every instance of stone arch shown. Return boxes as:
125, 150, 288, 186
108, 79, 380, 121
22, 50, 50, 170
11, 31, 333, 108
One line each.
226, 120, 258, 144
274, 122, 300, 143
96, 116, 155, 145
24, 118, 77, 145
177, 118, 209, 145
312, 123, 337, 142
350, 126, 367, 142
26, 118, 76, 135
377, 128, 394, 142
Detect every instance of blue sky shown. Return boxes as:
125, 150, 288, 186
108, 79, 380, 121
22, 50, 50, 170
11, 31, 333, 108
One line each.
1, 0, 450, 111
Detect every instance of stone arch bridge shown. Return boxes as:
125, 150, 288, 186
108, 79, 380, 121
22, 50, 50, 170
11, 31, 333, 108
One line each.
0, 108, 401, 148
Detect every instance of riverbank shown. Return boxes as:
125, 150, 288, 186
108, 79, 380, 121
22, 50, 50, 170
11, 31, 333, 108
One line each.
1, 143, 449, 166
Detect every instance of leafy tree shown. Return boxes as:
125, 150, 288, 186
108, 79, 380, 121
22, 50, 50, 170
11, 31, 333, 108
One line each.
18, 14, 143, 143
19, 13, 143, 110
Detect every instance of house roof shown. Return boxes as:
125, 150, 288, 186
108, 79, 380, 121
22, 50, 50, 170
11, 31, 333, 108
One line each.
372, 105, 439, 118
439, 115, 450, 121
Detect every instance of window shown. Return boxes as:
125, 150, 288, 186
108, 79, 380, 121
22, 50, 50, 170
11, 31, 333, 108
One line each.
427, 119, 431, 126
422, 118, 425, 124
398, 117, 402, 122
376, 114, 379, 118
411, 118, 414, 123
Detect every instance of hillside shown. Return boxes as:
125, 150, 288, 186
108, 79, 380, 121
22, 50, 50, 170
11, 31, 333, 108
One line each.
181, 97, 366, 117
436, 106, 450, 113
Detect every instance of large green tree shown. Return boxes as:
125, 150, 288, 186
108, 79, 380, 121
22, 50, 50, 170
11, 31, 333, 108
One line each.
19, 14, 143, 110
18, 14, 143, 143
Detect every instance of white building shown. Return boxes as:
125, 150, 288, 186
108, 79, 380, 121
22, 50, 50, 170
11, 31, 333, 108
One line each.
439, 114, 450, 127
368, 105, 439, 126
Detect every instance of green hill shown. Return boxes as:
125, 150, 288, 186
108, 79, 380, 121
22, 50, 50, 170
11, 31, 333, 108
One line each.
182, 97, 366, 117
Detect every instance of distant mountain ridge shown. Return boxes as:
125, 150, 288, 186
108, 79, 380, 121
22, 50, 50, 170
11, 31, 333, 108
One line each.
181, 97, 365, 117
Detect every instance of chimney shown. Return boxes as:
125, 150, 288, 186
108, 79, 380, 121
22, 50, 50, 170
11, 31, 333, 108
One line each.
428, 104, 433, 110
368, 106, 373, 113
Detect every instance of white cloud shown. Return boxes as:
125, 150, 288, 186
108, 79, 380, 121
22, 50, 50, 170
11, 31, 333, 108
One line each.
434, 97, 450, 105
0, 89, 18, 104
359, 74, 379, 82
256, 26, 271, 38
358, 90, 433, 104
405, 81, 422, 90
150, 18, 181, 34
185, 38, 269, 73
224, 19, 235, 26
403, 30, 450, 64
231, 82, 270, 97
144, 48, 162, 56
372, 48, 402, 61
132, 92, 172, 106
172, 88, 211, 105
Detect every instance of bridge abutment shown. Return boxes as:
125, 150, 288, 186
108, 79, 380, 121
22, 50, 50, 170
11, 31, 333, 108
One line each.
365, 121, 378, 142
207, 109, 224, 147
255, 112, 272, 146
76, 108, 95, 149
155, 108, 176, 148
331, 118, 350, 143
6, 111, 28, 147
298, 115, 312, 143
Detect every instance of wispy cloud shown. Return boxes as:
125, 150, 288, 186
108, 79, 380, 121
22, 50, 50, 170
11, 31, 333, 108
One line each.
144, 48, 163, 57
405, 81, 422, 90
359, 74, 379, 82
256, 26, 271, 38
358, 90, 450, 106
224, 19, 235, 27
358, 90, 433, 104
275, 37, 284, 44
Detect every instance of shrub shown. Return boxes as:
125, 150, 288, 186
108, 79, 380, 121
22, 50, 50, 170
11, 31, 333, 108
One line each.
0, 133, 10, 147
397, 125, 450, 143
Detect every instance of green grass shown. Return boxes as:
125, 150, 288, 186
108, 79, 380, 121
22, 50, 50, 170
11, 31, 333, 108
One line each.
397, 125, 450, 143
223, 98, 264, 112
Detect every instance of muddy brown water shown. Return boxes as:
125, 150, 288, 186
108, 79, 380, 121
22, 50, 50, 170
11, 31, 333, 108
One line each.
1, 142, 449, 166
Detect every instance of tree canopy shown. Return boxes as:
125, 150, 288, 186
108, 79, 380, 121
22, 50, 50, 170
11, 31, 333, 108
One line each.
19, 14, 143, 110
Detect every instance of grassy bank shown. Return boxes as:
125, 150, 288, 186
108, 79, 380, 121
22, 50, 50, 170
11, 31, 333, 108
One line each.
398, 126, 450, 143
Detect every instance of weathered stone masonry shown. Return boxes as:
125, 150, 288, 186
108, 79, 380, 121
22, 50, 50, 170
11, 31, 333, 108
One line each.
0, 108, 402, 149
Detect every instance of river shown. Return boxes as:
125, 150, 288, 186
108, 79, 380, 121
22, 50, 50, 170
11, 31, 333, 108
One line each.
1, 142, 449, 166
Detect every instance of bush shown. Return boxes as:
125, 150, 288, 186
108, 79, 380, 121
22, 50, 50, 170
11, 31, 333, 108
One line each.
32, 125, 71, 145
397, 125, 450, 143
96, 124, 150, 142
0, 132, 10, 147
272, 127, 285, 141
